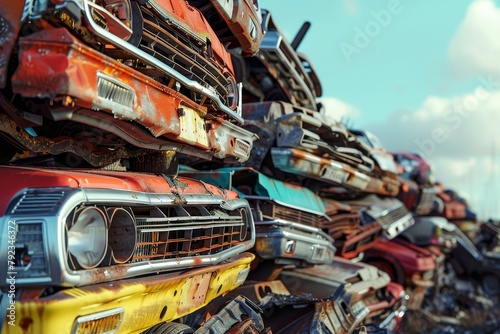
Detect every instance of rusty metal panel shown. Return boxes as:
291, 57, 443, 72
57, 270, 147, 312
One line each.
335, 223, 383, 260
11, 28, 255, 161
271, 147, 372, 191
1, 253, 254, 334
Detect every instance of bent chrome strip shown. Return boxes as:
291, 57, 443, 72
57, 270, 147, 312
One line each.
80, 0, 243, 124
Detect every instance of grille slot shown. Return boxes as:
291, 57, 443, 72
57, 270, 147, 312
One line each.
133, 215, 245, 261
10, 191, 65, 215
13, 222, 49, 280
97, 75, 134, 111
72, 308, 123, 334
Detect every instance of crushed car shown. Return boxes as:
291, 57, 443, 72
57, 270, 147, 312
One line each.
0, 0, 263, 169
0, 165, 255, 333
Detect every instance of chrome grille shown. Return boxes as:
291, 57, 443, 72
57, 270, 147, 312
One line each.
72, 308, 124, 334
137, 7, 234, 109
10, 190, 65, 215
258, 201, 330, 228
376, 205, 410, 229
66, 203, 251, 270
133, 213, 246, 261
415, 188, 437, 215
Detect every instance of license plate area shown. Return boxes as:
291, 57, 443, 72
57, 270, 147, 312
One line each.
178, 272, 212, 311
178, 107, 209, 148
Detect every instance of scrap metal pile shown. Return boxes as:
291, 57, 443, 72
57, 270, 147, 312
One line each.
1, 1, 499, 333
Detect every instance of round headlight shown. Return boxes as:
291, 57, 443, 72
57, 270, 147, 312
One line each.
239, 208, 251, 242
67, 207, 108, 269
107, 207, 136, 264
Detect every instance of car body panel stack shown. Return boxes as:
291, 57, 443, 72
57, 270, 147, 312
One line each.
1, 2, 498, 334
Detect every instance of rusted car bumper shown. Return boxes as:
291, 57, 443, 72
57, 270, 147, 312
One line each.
271, 147, 372, 191
11, 28, 255, 162
1, 253, 254, 334
270, 145, 399, 196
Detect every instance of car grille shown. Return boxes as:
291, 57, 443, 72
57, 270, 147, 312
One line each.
376, 205, 410, 229
133, 209, 249, 261
137, 7, 235, 110
66, 203, 252, 271
258, 201, 331, 228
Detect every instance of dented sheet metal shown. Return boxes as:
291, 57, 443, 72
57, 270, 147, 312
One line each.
279, 259, 391, 299
334, 222, 383, 260
279, 259, 407, 330
1, 253, 254, 334
271, 147, 372, 191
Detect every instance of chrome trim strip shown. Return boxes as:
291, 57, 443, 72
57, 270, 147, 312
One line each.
79, 0, 243, 124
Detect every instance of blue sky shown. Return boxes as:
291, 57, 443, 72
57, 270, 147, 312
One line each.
262, 0, 500, 219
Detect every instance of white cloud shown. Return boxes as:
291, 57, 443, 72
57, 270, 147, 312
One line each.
369, 87, 500, 159
318, 96, 360, 123
342, 0, 359, 15
449, 0, 500, 79
365, 86, 500, 220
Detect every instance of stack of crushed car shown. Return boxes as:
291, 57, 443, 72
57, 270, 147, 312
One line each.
1, 1, 499, 334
